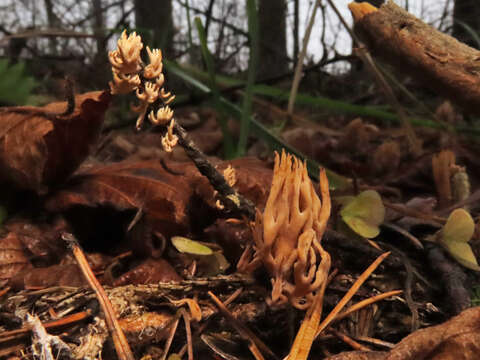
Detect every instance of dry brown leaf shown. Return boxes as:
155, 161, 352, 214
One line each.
0, 91, 111, 192
113, 258, 181, 286
0, 232, 31, 281
193, 157, 272, 209
5, 217, 69, 265
325, 307, 480, 360
9, 263, 88, 290
46, 160, 194, 236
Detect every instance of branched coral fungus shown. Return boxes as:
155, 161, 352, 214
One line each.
239, 150, 331, 309
108, 30, 176, 150
108, 30, 256, 220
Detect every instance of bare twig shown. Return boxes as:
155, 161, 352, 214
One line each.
329, 329, 372, 352
173, 121, 256, 220
208, 291, 276, 360
63, 233, 134, 360
334, 289, 402, 322
287, 0, 322, 116
316, 252, 391, 338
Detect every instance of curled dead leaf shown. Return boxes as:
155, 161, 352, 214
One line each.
0, 232, 31, 281
326, 307, 480, 360
0, 91, 111, 192
46, 160, 193, 237
113, 258, 181, 286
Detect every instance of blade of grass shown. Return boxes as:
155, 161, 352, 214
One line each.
185, 0, 194, 57
169, 62, 444, 129
237, 0, 259, 157
165, 60, 351, 190
195, 17, 235, 158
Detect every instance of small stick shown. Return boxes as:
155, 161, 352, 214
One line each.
316, 252, 391, 338
0, 286, 10, 297
333, 289, 402, 322
173, 121, 256, 220
59, 76, 75, 117
63, 233, 135, 360
208, 291, 276, 360
329, 329, 372, 352
161, 314, 181, 360
354, 336, 395, 349
0, 311, 91, 343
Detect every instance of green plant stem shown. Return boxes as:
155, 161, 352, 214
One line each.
195, 17, 235, 158
165, 60, 351, 190
237, 0, 258, 157
185, 0, 194, 57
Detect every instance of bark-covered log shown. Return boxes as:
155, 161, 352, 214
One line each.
349, 0, 480, 115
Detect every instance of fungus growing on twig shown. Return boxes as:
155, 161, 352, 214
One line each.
239, 150, 331, 309
108, 30, 177, 151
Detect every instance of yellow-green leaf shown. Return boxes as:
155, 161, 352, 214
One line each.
171, 236, 213, 255
439, 208, 480, 271
442, 208, 474, 243
340, 190, 385, 239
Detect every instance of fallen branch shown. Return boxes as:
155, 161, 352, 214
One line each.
349, 0, 480, 114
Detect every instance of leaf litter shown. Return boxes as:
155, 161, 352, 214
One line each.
1, 19, 480, 360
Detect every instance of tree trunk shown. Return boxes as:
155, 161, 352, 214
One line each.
452, 0, 480, 49
257, 0, 288, 79
43, 0, 60, 54
91, 0, 109, 86
134, 0, 174, 56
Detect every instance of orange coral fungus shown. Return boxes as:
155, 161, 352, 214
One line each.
240, 150, 331, 309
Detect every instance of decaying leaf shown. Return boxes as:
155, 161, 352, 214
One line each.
325, 307, 480, 360
113, 258, 181, 286
5, 217, 69, 265
46, 160, 193, 237
9, 263, 88, 290
340, 190, 385, 238
438, 208, 480, 271
0, 91, 111, 192
0, 232, 31, 281
171, 236, 213, 256
193, 157, 273, 209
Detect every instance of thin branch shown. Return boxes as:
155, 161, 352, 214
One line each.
63, 233, 135, 360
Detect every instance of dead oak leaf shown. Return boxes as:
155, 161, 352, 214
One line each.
0, 91, 111, 192
46, 160, 193, 236
191, 157, 273, 209
0, 232, 32, 281
326, 307, 480, 360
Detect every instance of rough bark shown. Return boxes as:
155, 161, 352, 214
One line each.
258, 0, 288, 79
350, 0, 480, 115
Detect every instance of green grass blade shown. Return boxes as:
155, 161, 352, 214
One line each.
0, 59, 36, 105
237, 0, 259, 157
195, 17, 235, 158
165, 60, 351, 190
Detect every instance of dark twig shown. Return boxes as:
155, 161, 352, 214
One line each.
425, 242, 470, 315
173, 121, 256, 220
59, 77, 75, 117
208, 291, 276, 360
